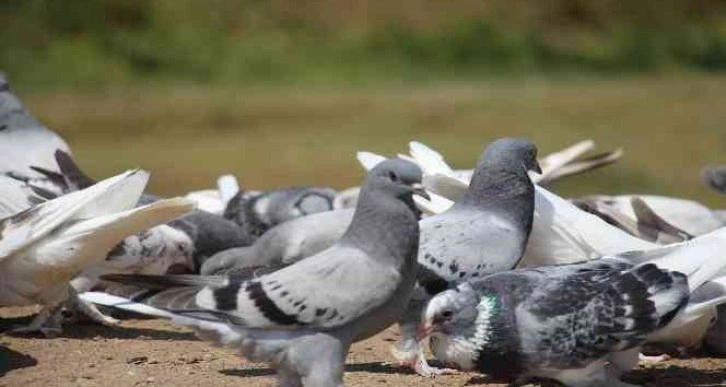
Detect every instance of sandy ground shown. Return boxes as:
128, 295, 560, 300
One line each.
1, 306, 725, 387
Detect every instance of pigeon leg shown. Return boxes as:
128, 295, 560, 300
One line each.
607, 347, 640, 377
276, 368, 303, 387
64, 287, 120, 326
7, 303, 64, 337
294, 335, 347, 387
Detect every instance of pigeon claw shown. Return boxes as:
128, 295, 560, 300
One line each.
414, 359, 458, 378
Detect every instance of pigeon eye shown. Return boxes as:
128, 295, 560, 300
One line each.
441, 310, 453, 319
387, 172, 399, 182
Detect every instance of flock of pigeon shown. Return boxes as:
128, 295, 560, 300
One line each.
2, 72, 726, 387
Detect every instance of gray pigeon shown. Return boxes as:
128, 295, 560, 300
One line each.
201, 208, 354, 275
82, 158, 428, 387
223, 186, 338, 241
0, 73, 70, 188
393, 138, 540, 376
419, 258, 689, 387
702, 165, 726, 194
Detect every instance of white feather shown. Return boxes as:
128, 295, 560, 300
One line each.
217, 174, 240, 204
356, 151, 387, 170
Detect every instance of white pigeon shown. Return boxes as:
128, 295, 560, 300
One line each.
0, 169, 195, 335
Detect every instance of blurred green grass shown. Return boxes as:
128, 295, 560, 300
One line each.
3, 1, 726, 90
18, 74, 726, 207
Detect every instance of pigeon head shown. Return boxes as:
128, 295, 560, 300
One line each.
340, 158, 428, 258
364, 158, 429, 202
475, 138, 540, 177
417, 283, 496, 370
702, 165, 726, 194
463, 138, 539, 209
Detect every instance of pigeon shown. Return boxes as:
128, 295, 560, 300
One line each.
386, 141, 657, 264
390, 138, 541, 376
0, 73, 70, 185
184, 174, 240, 215
0, 169, 195, 335
571, 195, 724, 238
27, 150, 252, 273
702, 165, 726, 194
200, 208, 354, 275
418, 259, 686, 386
223, 186, 338, 242
80, 158, 428, 387
571, 196, 695, 244
418, 227, 726, 386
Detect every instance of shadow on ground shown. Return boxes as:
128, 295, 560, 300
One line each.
625, 366, 726, 386
220, 360, 451, 379
0, 315, 195, 341
0, 346, 37, 376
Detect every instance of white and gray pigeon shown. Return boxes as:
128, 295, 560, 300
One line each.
28, 149, 252, 273
223, 186, 338, 242
571, 194, 724, 238
419, 227, 726, 386
571, 196, 695, 244
81, 158, 429, 387
391, 138, 541, 376
0, 169, 195, 335
1, 151, 198, 325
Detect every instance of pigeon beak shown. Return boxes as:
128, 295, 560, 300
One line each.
411, 183, 431, 201
416, 324, 434, 342
532, 160, 542, 174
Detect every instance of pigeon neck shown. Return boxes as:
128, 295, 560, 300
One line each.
460, 168, 534, 220
471, 293, 524, 379
340, 188, 420, 264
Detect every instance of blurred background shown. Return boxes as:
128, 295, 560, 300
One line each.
2, 0, 726, 204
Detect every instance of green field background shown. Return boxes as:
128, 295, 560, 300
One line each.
3, 1, 726, 207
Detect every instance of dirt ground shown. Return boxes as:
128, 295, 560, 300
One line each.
1, 306, 725, 387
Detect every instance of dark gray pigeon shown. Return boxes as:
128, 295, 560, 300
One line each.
0, 73, 71, 192
82, 158, 428, 387
419, 258, 688, 387
394, 138, 541, 376
223, 186, 338, 241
